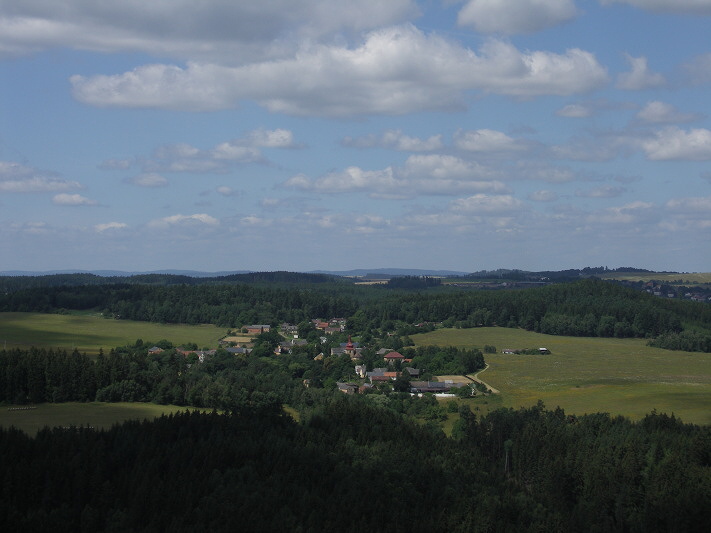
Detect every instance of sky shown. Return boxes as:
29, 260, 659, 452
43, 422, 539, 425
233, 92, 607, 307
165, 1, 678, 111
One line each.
1, 0, 711, 274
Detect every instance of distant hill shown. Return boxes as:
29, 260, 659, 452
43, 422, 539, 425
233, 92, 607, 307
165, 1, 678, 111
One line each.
309, 268, 470, 278
0, 269, 251, 278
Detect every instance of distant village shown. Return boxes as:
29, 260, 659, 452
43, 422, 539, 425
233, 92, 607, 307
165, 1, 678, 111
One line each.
146, 317, 491, 397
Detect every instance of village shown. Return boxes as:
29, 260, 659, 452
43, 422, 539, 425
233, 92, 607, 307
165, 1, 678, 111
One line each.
145, 317, 493, 398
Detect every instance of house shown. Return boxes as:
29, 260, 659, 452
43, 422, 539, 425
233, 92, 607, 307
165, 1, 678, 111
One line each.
226, 347, 251, 355
383, 351, 405, 363
177, 348, 217, 363
245, 324, 271, 335
147, 346, 164, 355
355, 365, 367, 378
275, 338, 308, 355
336, 382, 358, 395
366, 368, 399, 383
404, 367, 420, 378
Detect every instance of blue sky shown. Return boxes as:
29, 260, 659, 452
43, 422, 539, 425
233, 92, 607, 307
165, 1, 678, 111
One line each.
1, 0, 710, 273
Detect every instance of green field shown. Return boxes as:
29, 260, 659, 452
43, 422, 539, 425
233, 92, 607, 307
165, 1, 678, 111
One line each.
0, 402, 208, 435
0, 312, 227, 356
602, 271, 711, 285
413, 327, 711, 425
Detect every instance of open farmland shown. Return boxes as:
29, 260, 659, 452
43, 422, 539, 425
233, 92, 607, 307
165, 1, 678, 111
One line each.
412, 327, 711, 425
0, 312, 226, 356
0, 402, 210, 435
602, 271, 711, 285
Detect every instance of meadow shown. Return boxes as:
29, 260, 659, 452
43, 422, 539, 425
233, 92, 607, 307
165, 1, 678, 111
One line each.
602, 271, 711, 285
0, 312, 226, 356
0, 402, 208, 435
413, 327, 711, 425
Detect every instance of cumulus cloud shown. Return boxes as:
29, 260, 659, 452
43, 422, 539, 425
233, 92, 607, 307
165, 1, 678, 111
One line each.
666, 195, 711, 212
284, 154, 510, 197
453, 129, 528, 152
556, 104, 593, 118
147, 213, 219, 229
216, 186, 239, 197
636, 101, 701, 123
450, 194, 524, 213
343, 130, 443, 151
127, 173, 169, 187
458, 0, 578, 34
0, 1, 419, 61
601, 1, 711, 15
575, 186, 627, 198
642, 127, 711, 160
0, 161, 81, 193
529, 190, 559, 202
616, 54, 665, 90
247, 128, 300, 148
71, 26, 608, 116
95, 222, 128, 232
588, 201, 654, 224
52, 193, 97, 206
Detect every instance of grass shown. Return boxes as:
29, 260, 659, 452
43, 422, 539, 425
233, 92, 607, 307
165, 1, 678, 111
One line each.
0, 312, 227, 356
412, 327, 711, 426
602, 272, 711, 285
0, 402, 209, 435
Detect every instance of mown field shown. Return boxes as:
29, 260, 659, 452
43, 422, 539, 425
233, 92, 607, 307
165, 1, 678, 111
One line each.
0, 312, 227, 356
413, 327, 711, 425
0, 402, 210, 435
602, 271, 711, 285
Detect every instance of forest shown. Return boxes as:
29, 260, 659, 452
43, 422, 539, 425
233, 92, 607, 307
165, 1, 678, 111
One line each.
1, 397, 709, 532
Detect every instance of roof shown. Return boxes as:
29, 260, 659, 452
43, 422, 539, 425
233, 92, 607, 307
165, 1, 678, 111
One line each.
384, 351, 405, 359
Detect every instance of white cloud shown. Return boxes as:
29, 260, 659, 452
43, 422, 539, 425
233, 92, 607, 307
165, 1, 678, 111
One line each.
284, 155, 510, 197
588, 201, 654, 224
95, 222, 128, 232
343, 130, 443, 151
642, 127, 711, 160
666, 195, 711, 212
71, 26, 608, 116
529, 190, 559, 202
147, 213, 219, 229
453, 129, 528, 152
636, 101, 700, 123
601, 1, 711, 15
210, 142, 262, 162
0, 1, 419, 61
216, 186, 239, 197
575, 186, 627, 198
52, 193, 97, 206
450, 194, 524, 213
0, 161, 81, 193
127, 173, 169, 187
556, 104, 593, 118
616, 54, 665, 90
247, 129, 299, 148
458, 0, 578, 34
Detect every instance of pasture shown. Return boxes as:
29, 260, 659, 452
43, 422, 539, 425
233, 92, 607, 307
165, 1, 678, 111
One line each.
0, 402, 208, 435
602, 271, 711, 285
0, 312, 226, 356
413, 327, 711, 425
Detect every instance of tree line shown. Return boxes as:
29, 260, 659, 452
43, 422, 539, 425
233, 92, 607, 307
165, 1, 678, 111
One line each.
1, 277, 710, 350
